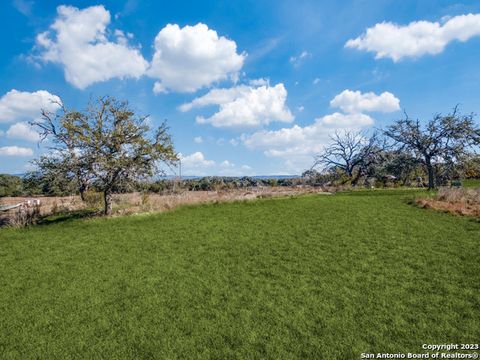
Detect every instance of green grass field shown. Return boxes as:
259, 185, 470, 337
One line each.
463, 178, 480, 188
0, 190, 479, 359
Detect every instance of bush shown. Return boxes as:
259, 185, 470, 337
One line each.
84, 190, 104, 211
436, 187, 480, 205
0, 174, 23, 197
6, 205, 41, 227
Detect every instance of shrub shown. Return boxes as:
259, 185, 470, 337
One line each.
7, 205, 41, 227
437, 187, 480, 205
84, 190, 104, 211
0, 174, 23, 197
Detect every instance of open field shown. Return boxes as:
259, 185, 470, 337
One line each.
0, 190, 479, 359
0, 186, 325, 225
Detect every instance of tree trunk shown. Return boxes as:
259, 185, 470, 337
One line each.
426, 160, 435, 190
103, 190, 112, 215
351, 170, 362, 186
79, 184, 87, 202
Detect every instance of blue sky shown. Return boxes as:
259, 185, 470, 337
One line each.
1, 0, 480, 176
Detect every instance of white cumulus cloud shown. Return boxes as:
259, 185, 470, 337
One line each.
241, 114, 371, 173
320, 112, 374, 127
177, 152, 253, 176
0, 90, 61, 123
0, 146, 34, 156
220, 160, 234, 168
36, 5, 148, 89
149, 23, 245, 93
239, 88, 396, 173
346, 13, 480, 61
242, 112, 373, 155
330, 90, 400, 114
180, 83, 293, 128
6, 122, 41, 142
180, 151, 215, 168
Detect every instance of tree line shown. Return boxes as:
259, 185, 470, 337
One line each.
308, 107, 480, 189
1, 97, 479, 215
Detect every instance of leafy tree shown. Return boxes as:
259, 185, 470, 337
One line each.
33, 96, 178, 215
23, 170, 76, 196
372, 150, 421, 186
32, 101, 93, 201
301, 169, 337, 186
384, 107, 480, 189
23, 159, 77, 197
0, 174, 23, 197
460, 154, 480, 179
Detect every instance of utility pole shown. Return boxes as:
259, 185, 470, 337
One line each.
174, 158, 182, 193
179, 158, 182, 181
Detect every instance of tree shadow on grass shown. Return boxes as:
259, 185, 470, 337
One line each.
37, 209, 98, 226
0, 216, 9, 227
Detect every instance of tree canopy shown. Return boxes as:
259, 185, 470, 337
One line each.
384, 107, 480, 189
32, 96, 178, 214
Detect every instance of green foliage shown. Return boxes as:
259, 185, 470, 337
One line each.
83, 190, 104, 211
384, 108, 480, 189
23, 166, 77, 197
0, 174, 23, 197
0, 191, 478, 358
32, 96, 178, 214
461, 154, 480, 179
146, 177, 302, 192
372, 151, 421, 186
463, 179, 480, 188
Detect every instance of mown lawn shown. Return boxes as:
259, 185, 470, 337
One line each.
0, 190, 479, 359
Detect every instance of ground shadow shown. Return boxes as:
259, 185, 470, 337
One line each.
37, 209, 98, 226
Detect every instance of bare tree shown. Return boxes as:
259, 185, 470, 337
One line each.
384, 107, 480, 189
313, 131, 385, 185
